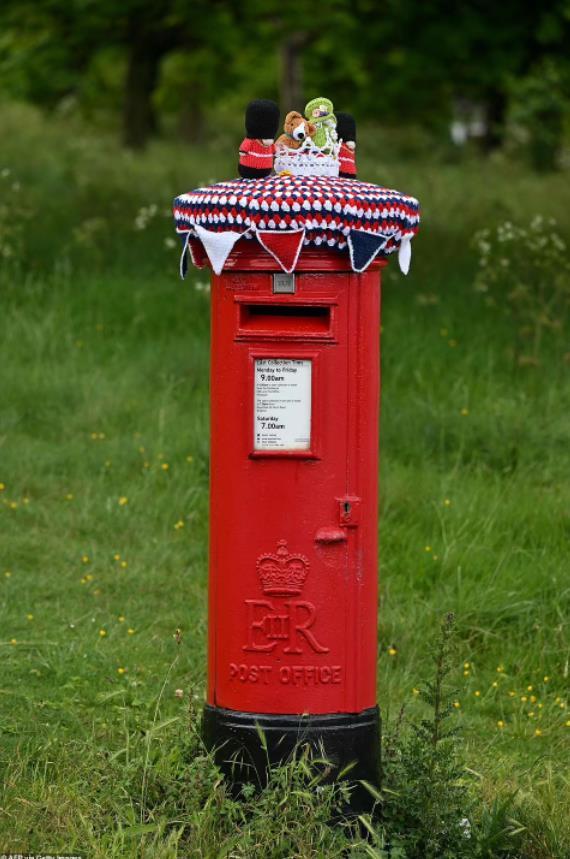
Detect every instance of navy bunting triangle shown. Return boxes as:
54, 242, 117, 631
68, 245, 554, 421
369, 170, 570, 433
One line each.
347, 229, 389, 273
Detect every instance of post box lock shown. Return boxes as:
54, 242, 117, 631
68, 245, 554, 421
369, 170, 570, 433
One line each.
338, 496, 361, 527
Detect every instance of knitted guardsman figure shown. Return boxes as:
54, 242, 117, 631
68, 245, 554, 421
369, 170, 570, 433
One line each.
304, 97, 336, 152
238, 99, 280, 179
337, 112, 357, 179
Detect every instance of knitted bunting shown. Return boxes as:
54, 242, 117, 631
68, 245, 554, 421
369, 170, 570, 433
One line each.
347, 229, 389, 273
179, 231, 191, 279
187, 236, 208, 269
194, 224, 250, 275
398, 235, 412, 275
257, 228, 305, 273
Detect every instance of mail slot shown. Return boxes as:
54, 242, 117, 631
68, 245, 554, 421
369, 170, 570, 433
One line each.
204, 244, 385, 804
237, 301, 333, 339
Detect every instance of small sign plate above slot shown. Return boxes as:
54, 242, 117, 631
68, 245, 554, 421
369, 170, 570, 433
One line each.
273, 273, 296, 294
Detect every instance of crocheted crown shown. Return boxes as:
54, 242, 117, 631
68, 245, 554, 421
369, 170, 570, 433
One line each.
274, 129, 341, 177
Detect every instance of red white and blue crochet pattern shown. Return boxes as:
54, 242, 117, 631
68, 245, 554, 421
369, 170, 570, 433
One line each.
173, 174, 420, 276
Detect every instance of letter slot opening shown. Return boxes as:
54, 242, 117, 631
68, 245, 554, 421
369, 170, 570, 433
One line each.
239, 303, 332, 337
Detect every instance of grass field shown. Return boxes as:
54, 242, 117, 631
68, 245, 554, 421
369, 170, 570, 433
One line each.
0, 105, 569, 857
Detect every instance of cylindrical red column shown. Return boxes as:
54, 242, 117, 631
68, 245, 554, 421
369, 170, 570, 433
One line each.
204, 244, 383, 804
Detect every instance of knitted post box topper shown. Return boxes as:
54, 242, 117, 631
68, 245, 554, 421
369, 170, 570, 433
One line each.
304, 97, 337, 152
238, 99, 280, 179
337, 112, 357, 179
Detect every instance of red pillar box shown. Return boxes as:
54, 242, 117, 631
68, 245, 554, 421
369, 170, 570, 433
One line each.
173, 144, 420, 803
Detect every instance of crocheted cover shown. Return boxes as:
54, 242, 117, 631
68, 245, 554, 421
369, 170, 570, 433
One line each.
173, 174, 420, 276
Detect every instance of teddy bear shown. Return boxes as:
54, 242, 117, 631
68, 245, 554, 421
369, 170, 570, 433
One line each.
238, 99, 280, 179
337, 112, 357, 178
276, 111, 317, 150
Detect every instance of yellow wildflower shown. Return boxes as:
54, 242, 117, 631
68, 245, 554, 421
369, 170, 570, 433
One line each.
161, 463, 169, 471
388, 647, 397, 657
118, 496, 128, 506
174, 520, 185, 530
128, 628, 135, 635
99, 629, 107, 638
453, 701, 461, 709
497, 720, 505, 729
117, 667, 127, 675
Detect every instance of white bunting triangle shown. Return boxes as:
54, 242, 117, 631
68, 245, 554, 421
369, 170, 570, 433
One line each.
195, 224, 250, 275
398, 235, 412, 275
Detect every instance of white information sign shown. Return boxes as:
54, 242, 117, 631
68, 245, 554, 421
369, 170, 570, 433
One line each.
254, 359, 312, 451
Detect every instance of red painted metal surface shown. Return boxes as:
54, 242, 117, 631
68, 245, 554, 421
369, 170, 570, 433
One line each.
208, 245, 384, 715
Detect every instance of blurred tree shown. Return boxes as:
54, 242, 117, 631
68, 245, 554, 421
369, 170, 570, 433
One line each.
0, 0, 567, 153
509, 60, 567, 170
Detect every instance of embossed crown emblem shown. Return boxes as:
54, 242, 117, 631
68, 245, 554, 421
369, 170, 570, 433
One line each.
256, 539, 309, 597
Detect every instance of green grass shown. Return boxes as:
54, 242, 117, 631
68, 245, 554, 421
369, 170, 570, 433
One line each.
0, 103, 569, 857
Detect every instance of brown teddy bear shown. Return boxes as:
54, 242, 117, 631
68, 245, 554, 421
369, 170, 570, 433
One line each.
276, 111, 316, 149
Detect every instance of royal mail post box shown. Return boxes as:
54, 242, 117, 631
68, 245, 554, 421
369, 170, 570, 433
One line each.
203, 243, 384, 798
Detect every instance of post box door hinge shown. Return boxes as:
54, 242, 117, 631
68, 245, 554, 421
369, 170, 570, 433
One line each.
337, 496, 361, 527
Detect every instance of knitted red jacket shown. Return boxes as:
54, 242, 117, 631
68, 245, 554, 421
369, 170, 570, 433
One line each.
339, 142, 357, 176
239, 138, 275, 171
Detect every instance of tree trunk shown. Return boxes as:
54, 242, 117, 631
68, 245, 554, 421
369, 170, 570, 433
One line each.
123, 21, 165, 150
280, 32, 307, 114
178, 92, 206, 144
480, 89, 507, 153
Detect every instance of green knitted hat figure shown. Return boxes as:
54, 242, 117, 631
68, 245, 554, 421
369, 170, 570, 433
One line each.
304, 97, 336, 150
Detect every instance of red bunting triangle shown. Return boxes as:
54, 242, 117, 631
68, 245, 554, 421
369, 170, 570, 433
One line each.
256, 228, 305, 273
187, 237, 208, 269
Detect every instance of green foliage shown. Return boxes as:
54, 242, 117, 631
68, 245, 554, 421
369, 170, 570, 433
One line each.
380, 614, 472, 857
508, 60, 569, 171
473, 216, 570, 364
1, 0, 569, 155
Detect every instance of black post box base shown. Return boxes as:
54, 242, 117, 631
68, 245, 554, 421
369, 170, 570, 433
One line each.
202, 703, 381, 813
